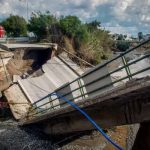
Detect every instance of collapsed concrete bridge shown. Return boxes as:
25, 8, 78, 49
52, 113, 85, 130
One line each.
2, 39, 150, 135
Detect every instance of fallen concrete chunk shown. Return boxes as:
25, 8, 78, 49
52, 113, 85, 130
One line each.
4, 84, 30, 120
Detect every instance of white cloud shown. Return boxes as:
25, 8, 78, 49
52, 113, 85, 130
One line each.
112, 0, 150, 24
0, 0, 149, 34
105, 26, 138, 36
102, 22, 138, 36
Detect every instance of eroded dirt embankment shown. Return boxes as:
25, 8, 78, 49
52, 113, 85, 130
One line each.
0, 47, 52, 91
7, 48, 52, 77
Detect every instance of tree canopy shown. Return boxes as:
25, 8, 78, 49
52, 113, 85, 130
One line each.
86, 20, 101, 32
116, 41, 130, 51
138, 32, 143, 41
0, 15, 27, 37
59, 16, 82, 38
1, 12, 114, 65
28, 12, 57, 40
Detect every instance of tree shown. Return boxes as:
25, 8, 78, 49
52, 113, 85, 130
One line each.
74, 25, 89, 49
0, 15, 27, 37
124, 34, 127, 39
86, 20, 101, 32
138, 32, 143, 41
59, 16, 82, 38
117, 34, 124, 40
28, 12, 57, 40
116, 41, 130, 51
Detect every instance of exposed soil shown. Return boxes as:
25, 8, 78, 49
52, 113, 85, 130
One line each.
0, 47, 52, 91
59, 125, 139, 150
6, 48, 52, 77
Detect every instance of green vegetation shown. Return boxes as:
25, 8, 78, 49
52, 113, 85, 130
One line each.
0, 12, 114, 65
78, 22, 113, 64
138, 32, 143, 41
58, 16, 113, 64
27, 12, 113, 65
28, 11, 57, 40
59, 16, 82, 39
0, 15, 27, 37
112, 34, 130, 52
116, 40, 130, 51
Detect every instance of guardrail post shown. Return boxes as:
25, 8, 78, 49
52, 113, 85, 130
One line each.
121, 56, 132, 80
77, 79, 86, 99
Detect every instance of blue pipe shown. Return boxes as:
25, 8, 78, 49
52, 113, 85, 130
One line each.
51, 93, 123, 150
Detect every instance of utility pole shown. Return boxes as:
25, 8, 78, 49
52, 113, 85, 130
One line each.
26, 0, 29, 21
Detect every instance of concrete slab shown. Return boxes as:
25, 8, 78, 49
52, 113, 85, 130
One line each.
4, 84, 30, 120
18, 74, 57, 104
111, 57, 150, 84
0, 43, 52, 51
82, 63, 113, 97
43, 57, 78, 84
58, 53, 85, 75
4, 54, 86, 118
17, 56, 84, 110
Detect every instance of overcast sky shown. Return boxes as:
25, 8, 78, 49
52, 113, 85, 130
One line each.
0, 0, 150, 36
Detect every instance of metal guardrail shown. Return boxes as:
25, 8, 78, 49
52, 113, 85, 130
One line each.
27, 38, 150, 118
0, 37, 32, 43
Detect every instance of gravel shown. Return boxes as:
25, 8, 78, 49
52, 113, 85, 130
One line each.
0, 120, 57, 150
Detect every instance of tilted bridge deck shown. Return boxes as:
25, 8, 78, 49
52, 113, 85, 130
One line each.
4, 38, 150, 134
